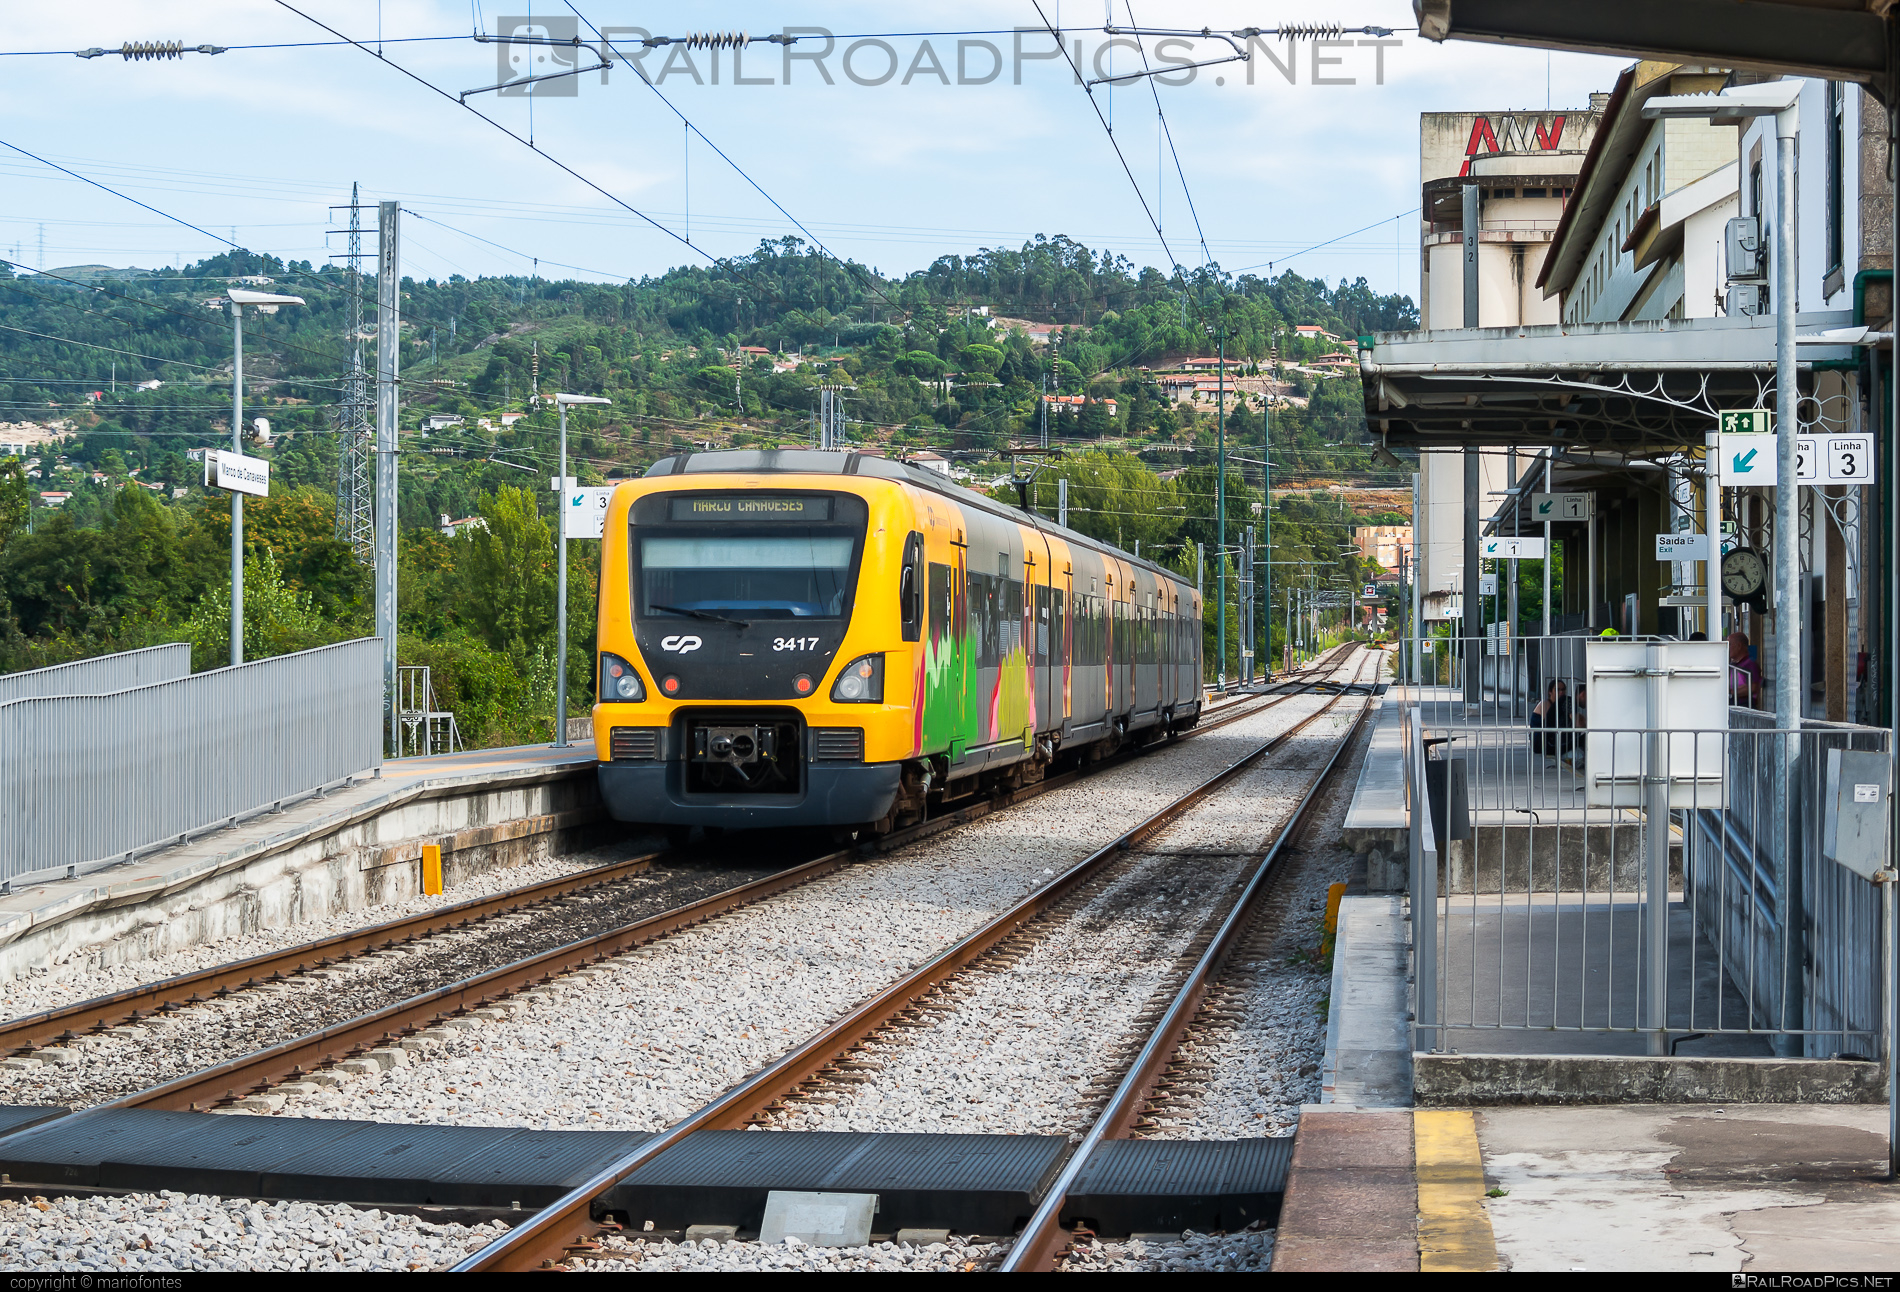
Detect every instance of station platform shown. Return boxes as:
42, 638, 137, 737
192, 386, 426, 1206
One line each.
0, 742, 601, 983
1294, 891, 1900, 1271
1273, 1102, 1900, 1272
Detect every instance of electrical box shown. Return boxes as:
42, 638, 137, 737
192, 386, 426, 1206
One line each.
1584, 640, 1729, 809
1728, 284, 1767, 317
1823, 749, 1890, 882
1725, 216, 1763, 282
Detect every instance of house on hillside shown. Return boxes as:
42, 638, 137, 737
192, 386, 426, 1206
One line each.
1294, 324, 1343, 344
1041, 394, 1118, 417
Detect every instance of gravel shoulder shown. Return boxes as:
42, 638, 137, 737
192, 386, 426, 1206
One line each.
0, 1191, 505, 1272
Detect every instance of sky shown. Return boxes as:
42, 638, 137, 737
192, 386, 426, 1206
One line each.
0, 1, 1631, 303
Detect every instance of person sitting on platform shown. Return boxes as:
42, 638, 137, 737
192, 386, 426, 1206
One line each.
1728, 631, 1763, 709
1530, 679, 1571, 766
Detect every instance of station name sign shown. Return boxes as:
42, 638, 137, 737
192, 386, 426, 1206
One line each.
670, 496, 831, 520
204, 449, 269, 498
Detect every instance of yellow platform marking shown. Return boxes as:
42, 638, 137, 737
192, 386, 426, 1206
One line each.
1415, 1110, 1499, 1272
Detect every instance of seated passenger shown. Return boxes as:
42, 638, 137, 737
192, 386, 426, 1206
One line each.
1530, 680, 1571, 765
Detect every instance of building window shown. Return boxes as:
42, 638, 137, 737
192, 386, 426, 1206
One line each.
1522, 187, 1547, 198
1825, 82, 1845, 277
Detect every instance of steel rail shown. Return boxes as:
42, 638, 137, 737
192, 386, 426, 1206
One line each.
0, 644, 1358, 1057
451, 645, 1371, 1271
1001, 651, 1382, 1271
89, 650, 1362, 1115
0, 848, 667, 1057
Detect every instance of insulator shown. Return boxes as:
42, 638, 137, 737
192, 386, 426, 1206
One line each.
120, 41, 184, 61
1275, 23, 1344, 40
686, 31, 747, 50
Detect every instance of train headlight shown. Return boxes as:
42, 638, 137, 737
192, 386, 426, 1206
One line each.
599, 653, 645, 702
830, 654, 884, 703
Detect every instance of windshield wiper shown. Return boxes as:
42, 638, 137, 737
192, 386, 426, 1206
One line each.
651, 604, 751, 628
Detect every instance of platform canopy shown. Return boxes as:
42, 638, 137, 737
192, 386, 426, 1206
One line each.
1360, 311, 1858, 451
1413, 0, 1892, 95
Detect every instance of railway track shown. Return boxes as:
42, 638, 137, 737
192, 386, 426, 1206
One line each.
1002, 652, 1380, 1270
0, 641, 1363, 1077
450, 645, 1379, 1271
0, 646, 1368, 1131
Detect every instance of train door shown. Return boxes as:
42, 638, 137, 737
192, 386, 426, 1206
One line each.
1061, 562, 1074, 730
1111, 586, 1131, 721
1032, 538, 1058, 739
950, 526, 971, 757
1137, 579, 1158, 715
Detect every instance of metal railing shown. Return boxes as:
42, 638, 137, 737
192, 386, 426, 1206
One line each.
1400, 635, 1891, 1059
0, 643, 190, 704
0, 639, 383, 888
397, 665, 462, 759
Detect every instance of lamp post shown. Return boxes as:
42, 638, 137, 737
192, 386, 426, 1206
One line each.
1644, 82, 1803, 1057
1212, 319, 1228, 690
224, 287, 305, 666
553, 393, 612, 748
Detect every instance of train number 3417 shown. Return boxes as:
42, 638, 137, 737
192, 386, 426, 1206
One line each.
773, 637, 822, 652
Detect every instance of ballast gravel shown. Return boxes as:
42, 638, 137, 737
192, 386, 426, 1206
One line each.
0, 1191, 506, 1272
764, 692, 1366, 1141
572, 1228, 1273, 1274
2, 849, 615, 1015
0, 849, 783, 1110
1149, 652, 1385, 1140
253, 686, 1347, 1134
1056, 1229, 1277, 1272
579, 1233, 1007, 1273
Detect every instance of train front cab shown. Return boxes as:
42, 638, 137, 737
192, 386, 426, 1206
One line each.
592, 468, 921, 831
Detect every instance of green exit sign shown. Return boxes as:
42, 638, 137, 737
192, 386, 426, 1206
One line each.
1720, 409, 1773, 434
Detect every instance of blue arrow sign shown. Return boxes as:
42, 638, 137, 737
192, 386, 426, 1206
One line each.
1733, 447, 1759, 474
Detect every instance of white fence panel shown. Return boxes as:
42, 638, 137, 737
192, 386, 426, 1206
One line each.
0, 638, 382, 886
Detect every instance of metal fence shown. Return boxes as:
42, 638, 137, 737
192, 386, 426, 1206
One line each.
0, 643, 190, 705
0, 638, 383, 888
1400, 635, 1891, 1060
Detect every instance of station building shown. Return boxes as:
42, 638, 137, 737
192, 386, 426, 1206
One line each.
1370, 63, 1888, 722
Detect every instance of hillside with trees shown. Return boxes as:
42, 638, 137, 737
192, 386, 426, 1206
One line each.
0, 237, 1413, 743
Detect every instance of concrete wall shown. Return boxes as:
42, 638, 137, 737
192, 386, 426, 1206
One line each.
1441, 824, 1682, 895
0, 770, 608, 984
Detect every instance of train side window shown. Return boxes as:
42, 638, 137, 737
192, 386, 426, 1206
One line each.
900, 532, 924, 642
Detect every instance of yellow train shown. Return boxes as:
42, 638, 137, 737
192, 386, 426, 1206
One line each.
593, 449, 1204, 839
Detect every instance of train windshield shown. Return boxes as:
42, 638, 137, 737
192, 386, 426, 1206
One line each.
639, 533, 857, 619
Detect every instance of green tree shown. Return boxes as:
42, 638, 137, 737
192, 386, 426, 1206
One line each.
460, 485, 554, 653
0, 458, 28, 561
185, 548, 332, 668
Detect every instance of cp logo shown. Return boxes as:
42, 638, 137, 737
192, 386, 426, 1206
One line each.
660, 635, 703, 653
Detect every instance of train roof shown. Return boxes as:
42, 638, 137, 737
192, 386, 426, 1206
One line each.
643, 449, 1190, 588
